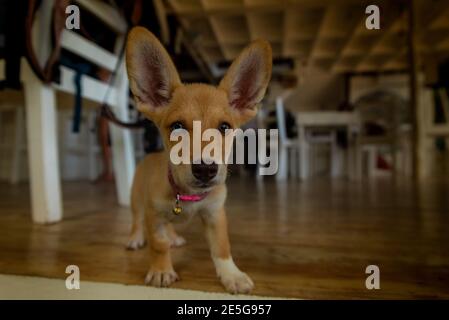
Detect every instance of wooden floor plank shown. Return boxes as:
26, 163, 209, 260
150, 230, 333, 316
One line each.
0, 177, 448, 299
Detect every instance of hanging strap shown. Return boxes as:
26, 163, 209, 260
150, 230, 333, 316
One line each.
24, 0, 144, 129
24, 0, 69, 83
98, 26, 145, 129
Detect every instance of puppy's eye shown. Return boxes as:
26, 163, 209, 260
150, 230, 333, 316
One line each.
170, 121, 184, 131
218, 122, 231, 134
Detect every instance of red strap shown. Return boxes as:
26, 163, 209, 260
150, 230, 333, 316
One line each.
24, 0, 69, 83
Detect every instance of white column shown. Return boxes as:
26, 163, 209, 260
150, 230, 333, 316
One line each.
22, 63, 62, 223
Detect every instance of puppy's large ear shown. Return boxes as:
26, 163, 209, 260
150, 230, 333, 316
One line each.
219, 40, 272, 124
126, 27, 181, 117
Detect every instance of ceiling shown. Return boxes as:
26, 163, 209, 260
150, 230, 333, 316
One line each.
164, 0, 449, 74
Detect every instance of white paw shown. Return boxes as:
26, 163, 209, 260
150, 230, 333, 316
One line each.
170, 235, 186, 248
219, 270, 254, 294
126, 232, 146, 250
214, 258, 254, 294
144, 269, 179, 287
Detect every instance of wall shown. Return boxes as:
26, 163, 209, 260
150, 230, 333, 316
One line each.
284, 67, 346, 111
349, 74, 410, 103
0, 109, 103, 182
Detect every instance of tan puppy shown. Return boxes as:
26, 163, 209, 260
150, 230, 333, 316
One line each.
125, 26, 272, 294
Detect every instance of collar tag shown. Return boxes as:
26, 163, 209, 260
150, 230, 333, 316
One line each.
173, 194, 182, 215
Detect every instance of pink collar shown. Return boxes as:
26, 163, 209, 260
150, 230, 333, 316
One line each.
168, 169, 209, 202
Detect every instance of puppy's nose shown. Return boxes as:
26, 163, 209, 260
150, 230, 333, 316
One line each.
192, 162, 218, 183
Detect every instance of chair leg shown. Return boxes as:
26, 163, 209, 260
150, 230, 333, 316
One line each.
354, 143, 364, 180
294, 148, 299, 178
330, 140, 339, 178
367, 147, 377, 178
347, 143, 357, 180
293, 148, 300, 179
393, 147, 401, 176
276, 145, 288, 181
289, 147, 297, 178
310, 144, 315, 177
23, 70, 63, 223
87, 111, 98, 181
299, 140, 310, 180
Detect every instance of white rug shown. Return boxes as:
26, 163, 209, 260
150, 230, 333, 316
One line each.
0, 274, 283, 300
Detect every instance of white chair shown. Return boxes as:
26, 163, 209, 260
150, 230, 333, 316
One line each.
275, 94, 341, 181
294, 111, 342, 180
304, 128, 340, 178
418, 87, 449, 178
353, 90, 412, 178
20, 0, 135, 223
294, 111, 362, 180
275, 95, 301, 180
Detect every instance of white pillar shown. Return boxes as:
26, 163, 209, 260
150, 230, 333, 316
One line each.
23, 63, 62, 223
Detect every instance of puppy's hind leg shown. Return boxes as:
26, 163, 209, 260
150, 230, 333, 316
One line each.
126, 201, 147, 250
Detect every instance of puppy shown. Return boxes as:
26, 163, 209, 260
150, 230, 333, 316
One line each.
125, 27, 272, 294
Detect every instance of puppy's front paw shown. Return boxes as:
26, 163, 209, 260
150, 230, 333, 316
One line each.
214, 258, 254, 294
126, 232, 146, 250
219, 270, 254, 294
144, 269, 179, 287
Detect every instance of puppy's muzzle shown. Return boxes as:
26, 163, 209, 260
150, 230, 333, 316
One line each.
192, 162, 218, 183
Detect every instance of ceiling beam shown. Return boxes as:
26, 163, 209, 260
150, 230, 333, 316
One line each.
307, 5, 333, 67
207, 16, 228, 60
165, 0, 449, 73
416, 0, 449, 52
163, 0, 216, 81
353, 2, 404, 72
165, 0, 375, 17
329, 8, 366, 72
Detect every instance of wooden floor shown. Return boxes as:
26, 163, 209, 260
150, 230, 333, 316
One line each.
0, 176, 448, 299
